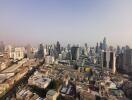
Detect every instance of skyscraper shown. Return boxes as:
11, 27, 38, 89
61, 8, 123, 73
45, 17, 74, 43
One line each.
123, 49, 132, 73
14, 47, 25, 60
25, 44, 34, 59
96, 42, 99, 54
37, 44, 44, 59
0, 41, 5, 53
102, 37, 107, 51
100, 42, 103, 50
71, 46, 80, 60
84, 43, 88, 56
67, 44, 71, 51
101, 50, 116, 74
56, 41, 61, 54
116, 46, 121, 55
54, 41, 61, 59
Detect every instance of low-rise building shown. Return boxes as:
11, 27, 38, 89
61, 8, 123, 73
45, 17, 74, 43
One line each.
16, 89, 33, 100
46, 90, 58, 100
28, 71, 51, 89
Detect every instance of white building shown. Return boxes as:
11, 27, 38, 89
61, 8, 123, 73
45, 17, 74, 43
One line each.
14, 47, 25, 60
45, 56, 55, 64
5, 45, 14, 58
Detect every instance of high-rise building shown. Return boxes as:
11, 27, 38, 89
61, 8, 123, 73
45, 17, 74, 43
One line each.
100, 42, 103, 50
102, 37, 107, 51
116, 53, 124, 70
45, 56, 55, 64
123, 49, 132, 73
66, 51, 72, 60
116, 46, 121, 55
37, 44, 44, 59
5, 45, 13, 58
54, 41, 61, 59
71, 46, 80, 60
82, 43, 89, 56
67, 44, 71, 51
25, 44, 35, 59
96, 42, 99, 54
14, 47, 25, 60
0, 41, 5, 53
101, 50, 116, 74
117, 48, 132, 74
56, 41, 61, 54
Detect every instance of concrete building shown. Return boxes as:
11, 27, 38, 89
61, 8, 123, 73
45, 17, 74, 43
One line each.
116, 48, 132, 73
102, 37, 107, 51
5, 45, 13, 59
25, 44, 35, 59
46, 90, 58, 100
71, 46, 80, 60
123, 49, 132, 73
37, 44, 44, 59
101, 50, 116, 74
0, 41, 5, 53
28, 71, 52, 89
14, 47, 25, 60
16, 89, 33, 100
45, 56, 55, 64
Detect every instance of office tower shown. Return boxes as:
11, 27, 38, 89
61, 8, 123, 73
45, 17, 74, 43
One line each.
43, 47, 47, 57
54, 41, 61, 59
112, 53, 116, 74
56, 41, 61, 54
49, 48, 54, 57
5, 45, 13, 58
100, 42, 103, 50
45, 56, 55, 64
81, 47, 85, 56
123, 49, 132, 73
126, 45, 130, 50
37, 44, 44, 59
47, 45, 54, 56
67, 44, 71, 51
101, 51, 116, 74
25, 44, 35, 59
84, 43, 88, 53
61, 50, 67, 60
82, 43, 88, 56
102, 37, 107, 51
66, 51, 72, 60
71, 46, 80, 60
116, 47, 132, 72
14, 47, 25, 60
84, 43, 88, 49
116, 46, 121, 55
0, 41, 5, 53
116, 53, 124, 70
109, 46, 114, 51
96, 42, 99, 54
89, 47, 95, 56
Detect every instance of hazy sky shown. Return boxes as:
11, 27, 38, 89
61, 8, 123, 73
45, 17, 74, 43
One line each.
0, 0, 132, 46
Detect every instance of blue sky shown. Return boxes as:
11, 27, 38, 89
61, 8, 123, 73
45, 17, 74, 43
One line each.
0, 0, 132, 46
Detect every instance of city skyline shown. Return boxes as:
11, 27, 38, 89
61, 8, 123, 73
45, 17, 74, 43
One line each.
1, 0, 132, 46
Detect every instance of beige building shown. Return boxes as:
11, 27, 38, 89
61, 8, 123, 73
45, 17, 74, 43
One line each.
46, 90, 58, 100
14, 47, 25, 60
